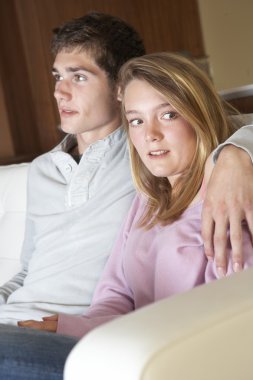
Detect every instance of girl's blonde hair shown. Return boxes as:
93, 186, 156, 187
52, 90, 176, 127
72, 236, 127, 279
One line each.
119, 52, 240, 228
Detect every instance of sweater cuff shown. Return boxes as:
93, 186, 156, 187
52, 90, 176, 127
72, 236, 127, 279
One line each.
0, 293, 7, 305
57, 313, 91, 339
212, 124, 253, 163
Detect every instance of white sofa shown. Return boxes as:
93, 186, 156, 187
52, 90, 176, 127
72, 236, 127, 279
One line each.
1, 162, 253, 380
65, 268, 253, 380
0, 163, 29, 285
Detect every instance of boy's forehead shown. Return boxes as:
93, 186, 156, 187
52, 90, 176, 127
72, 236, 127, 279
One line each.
54, 48, 96, 64
53, 48, 101, 73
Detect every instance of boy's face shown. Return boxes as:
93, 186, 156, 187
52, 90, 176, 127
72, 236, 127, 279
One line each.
52, 49, 121, 151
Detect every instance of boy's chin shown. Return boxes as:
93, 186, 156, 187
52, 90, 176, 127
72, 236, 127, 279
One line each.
59, 123, 79, 135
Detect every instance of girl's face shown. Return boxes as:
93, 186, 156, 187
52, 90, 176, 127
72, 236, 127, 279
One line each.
124, 79, 197, 186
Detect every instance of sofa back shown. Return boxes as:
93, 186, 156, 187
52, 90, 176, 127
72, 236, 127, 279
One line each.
0, 164, 29, 285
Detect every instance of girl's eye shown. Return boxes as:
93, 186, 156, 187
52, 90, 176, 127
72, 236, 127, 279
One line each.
128, 118, 143, 127
162, 111, 177, 120
73, 74, 87, 82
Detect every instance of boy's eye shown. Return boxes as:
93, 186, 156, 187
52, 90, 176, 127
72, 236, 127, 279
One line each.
162, 111, 177, 120
129, 118, 143, 127
73, 74, 87, 82
53, 74, 63, 82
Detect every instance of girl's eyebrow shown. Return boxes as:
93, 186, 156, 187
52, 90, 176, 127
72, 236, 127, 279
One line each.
125, 102, 171, 115
125, 109, 140, 115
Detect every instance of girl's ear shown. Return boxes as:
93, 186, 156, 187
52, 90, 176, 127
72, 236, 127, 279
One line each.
117, 85, 123, 102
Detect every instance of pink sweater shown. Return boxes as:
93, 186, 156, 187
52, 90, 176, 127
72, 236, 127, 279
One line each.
57, 194, 253, 337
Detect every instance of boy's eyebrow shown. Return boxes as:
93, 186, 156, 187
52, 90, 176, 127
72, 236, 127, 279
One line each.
52, 66, 96, 75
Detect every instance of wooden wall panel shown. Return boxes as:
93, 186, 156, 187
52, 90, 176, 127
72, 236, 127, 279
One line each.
0, 0, 41, 162
33, 0, 205, 56
14, 0, 62, 152
0, 80, 14, 158
0, 0, 205, 164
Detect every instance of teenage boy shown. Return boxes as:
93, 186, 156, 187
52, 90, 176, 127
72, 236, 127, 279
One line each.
0, 12, 145, 324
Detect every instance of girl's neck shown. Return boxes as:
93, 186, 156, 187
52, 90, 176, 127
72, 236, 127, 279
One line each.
189, 178, 205, 206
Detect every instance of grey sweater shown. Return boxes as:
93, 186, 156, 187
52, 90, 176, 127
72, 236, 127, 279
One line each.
0, 127, 136, 324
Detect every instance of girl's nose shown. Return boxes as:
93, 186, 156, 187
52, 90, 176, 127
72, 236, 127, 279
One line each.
145, 121, 163, 142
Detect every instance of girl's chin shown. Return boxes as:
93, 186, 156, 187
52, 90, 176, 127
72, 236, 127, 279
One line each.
146, 165, 170, 178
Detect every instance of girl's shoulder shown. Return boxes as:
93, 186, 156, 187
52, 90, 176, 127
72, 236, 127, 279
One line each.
157, 201, 204, 247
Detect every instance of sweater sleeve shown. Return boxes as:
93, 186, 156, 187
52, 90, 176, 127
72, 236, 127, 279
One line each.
0, 216, 35, 304
57, 196, 141, 338
0, 269, 27, 304
0, 165, 35, 304
213, 124, 253, 163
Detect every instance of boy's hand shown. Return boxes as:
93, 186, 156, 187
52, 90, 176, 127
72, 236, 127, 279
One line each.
202, 145, 253, 277
18, 314, 58, 333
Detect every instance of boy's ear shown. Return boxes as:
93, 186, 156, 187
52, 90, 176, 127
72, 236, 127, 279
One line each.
117, 85, 123, 102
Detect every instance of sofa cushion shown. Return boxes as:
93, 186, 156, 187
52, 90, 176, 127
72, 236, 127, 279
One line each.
0, 164, 29, 285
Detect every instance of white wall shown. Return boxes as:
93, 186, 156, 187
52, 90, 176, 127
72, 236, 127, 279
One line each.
198, 0, 253, 91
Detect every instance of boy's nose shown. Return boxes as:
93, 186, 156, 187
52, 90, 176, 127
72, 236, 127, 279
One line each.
54, 80, 72, 101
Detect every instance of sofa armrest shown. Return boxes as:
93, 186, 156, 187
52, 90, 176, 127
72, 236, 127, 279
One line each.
64, 267, 253, 380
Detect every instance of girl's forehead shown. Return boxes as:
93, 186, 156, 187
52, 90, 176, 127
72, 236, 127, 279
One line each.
124, 80, 169, 107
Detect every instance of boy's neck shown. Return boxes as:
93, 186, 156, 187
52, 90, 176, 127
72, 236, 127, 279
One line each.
76, 121, 121, 154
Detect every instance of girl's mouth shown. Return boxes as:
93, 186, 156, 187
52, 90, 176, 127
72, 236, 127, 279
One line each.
149, 150, 169, 157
